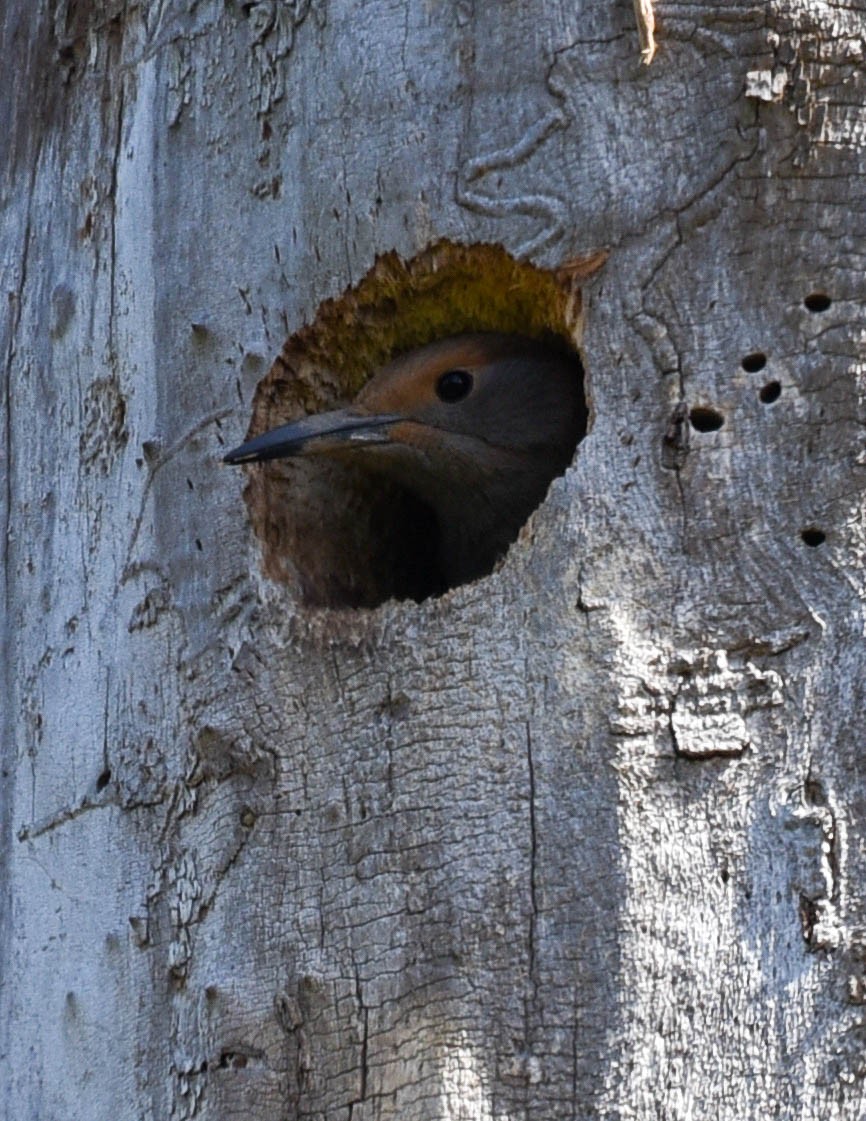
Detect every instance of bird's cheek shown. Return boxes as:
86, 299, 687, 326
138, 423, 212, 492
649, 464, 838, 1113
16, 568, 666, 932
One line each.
384, 420, 445, 454
358, 423, 453, 493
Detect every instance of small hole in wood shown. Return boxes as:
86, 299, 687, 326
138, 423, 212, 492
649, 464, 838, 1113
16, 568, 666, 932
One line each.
759, 381, 781, 404
689, 406, 724, 433
804, 292, 831, 313
801, 528, 826, 547
741, 352, 766, 373
219, 1051, 248, 1070
96, 768, 111, 791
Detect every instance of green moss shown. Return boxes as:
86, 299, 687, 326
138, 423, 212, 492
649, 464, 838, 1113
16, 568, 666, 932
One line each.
277, 241, 579, 400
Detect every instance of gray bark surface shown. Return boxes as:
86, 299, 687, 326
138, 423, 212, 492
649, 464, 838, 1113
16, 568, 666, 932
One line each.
3, 1, 866, 1118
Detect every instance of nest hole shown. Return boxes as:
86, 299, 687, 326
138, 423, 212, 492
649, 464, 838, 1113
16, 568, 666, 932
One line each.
234, 241, 600, 609
759, 380, 781, 404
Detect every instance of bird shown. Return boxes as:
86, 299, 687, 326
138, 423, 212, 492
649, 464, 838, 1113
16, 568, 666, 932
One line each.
224, 332, 586, 603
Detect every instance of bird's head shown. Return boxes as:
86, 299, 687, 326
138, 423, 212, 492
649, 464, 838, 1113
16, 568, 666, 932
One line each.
224, 332, 585, 482
224, 332, 586, 591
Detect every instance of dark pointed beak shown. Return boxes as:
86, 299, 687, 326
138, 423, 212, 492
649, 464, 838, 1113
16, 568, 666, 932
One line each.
223, 408, 402, 465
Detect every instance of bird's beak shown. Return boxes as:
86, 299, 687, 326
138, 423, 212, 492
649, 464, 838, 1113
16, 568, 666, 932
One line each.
223, 408, 403, 465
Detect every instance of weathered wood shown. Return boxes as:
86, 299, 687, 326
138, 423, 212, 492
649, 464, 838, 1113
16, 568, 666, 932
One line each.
3, 2, 866, 1118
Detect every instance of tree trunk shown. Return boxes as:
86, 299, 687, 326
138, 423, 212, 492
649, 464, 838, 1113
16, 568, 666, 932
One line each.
3, 2, 866, 1118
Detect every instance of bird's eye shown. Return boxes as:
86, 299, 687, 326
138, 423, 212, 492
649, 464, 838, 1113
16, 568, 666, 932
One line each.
435, 369, 473, 403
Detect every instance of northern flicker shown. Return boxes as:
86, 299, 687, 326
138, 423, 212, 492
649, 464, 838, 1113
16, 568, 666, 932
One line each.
225, 333, 586, 599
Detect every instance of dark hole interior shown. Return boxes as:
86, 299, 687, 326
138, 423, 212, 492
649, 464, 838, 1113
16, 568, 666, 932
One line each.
741, 352, 767, 373
759, 380, 782, 404
96, 768, 111, 791
689, 406, 725, 433
801, 527, 826, 547
804, 292, 832, 313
